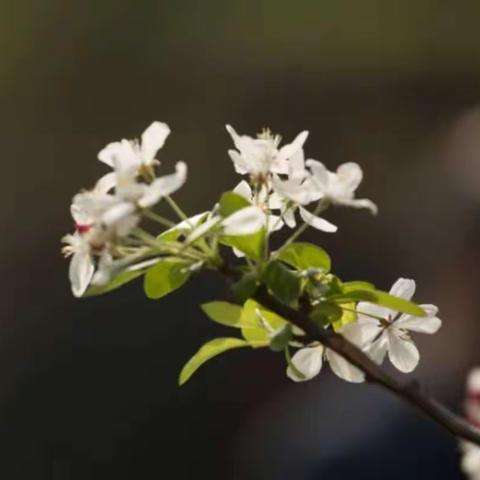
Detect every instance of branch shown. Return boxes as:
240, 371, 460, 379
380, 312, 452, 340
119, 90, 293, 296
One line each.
217, 260, 480, 445
251, 289, 480, 445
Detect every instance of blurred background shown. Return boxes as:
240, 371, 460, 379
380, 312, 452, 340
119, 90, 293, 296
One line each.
4, 0, 480, 478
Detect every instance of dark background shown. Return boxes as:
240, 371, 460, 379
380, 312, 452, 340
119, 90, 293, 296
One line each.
4, 1, 480, 478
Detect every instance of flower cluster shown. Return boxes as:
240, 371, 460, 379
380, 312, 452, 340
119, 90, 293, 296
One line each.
63, 122, 442, 389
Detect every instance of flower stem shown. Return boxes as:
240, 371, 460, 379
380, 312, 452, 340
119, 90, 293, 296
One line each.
142, 209, 176, 228
165, 195, 189, 222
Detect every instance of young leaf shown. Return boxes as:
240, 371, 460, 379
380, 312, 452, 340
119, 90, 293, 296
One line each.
240, 299, 286, 345
310, 302, 343, 327
370, 290, 426, 317
201, 301, 243, 327
219, 191, 251, 217
144, 260, 191, 299
331, 289, 426, 317
270, 324, 293, 352
277, 242, 331, 272
263, 260, 300, 306
342, 281, 375, 293
179, 337, 249, 385
220, 228, 266, 261
232, 272, 260, 303
333, 302, 356, 331
85, 270, 143, 297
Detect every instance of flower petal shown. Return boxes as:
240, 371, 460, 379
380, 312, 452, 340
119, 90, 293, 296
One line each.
141, 121, 170, 162
306, 159, 329, 190
95, 172, 117, 194
69, 251, 94, 297
336, 162, 363, 192
356, 301, 389, 323
222, 206, 264, 236
389, 278, 416, 301
387, 332, 420, 373
286, 346, 323, 382
365, 333, 389, 365
233, 180, 252, 200
299, 206, 337, 233
326, 349, 365, 383
337, 198, 378, 215
138, 162, 187, 208
278, 131, 309, 162
395, 305, 442, 334
340, 321, 383, 348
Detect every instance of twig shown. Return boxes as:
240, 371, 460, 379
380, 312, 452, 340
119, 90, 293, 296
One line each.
252, 288, 480, 445
217, 261, 480, 445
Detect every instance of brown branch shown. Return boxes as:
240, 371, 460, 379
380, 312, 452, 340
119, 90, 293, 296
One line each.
250, 288, 480, 445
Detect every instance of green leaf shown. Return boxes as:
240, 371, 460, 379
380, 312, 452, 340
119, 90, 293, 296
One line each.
240, 299, 286, 345
333, 302, 356, 332
263, 260, 300, 306
277, 242, 331, 272
85, 270, 143, 297
144, 260, 191, 299
270, 324, 292, 352
220, 228, 266, 261
331, 289, 426, 317
370, 290, 426, 317
219, 191, 251, 217
342, 281, 376, 293
310, 302, 343, 327
179, 337, 249, 386
232, 272, 260, 303
201, 301, 243, 327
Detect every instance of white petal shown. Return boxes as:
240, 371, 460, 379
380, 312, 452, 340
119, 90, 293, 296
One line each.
336, 162, 363, 192
395, 306, 442, 334
228, 149, 249, 175
267, 191, 283, 210
288, 149, 307, 181
233, 180, 253, 200
272, 176, 312, 205
389, 278, 416, 301
340, 321, 383, 348
326, 349, 365, 383
283, 207, 297, 228
222, 206, 264, 236
98, 140, 139, 171
138, 162, 187, 208
185, 217, 220, 243
141, 121, 170, 162
278, 131, 309, 162
299, 206, 337, 233
306, 159, 329, 190
387, 332, 420, 373
286, 346, 323, 382
356, 301, 389, 323
365, 333, 389, 365
337, 198, 378, 215
95, 172, 117, 193
266, 214, 284, 232
69, 251, 94, 297
102, 201, 136, 228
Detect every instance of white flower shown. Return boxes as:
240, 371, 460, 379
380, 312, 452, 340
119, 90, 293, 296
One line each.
233, 180, 284, 233
306, 160, 378, 214
98, 121, 170, 173
101, 161, 188, 235
226, 125, 308, 177
286, 343, 364, 383
271, 150, 338, 233
342, 278, 442, 373
62, 233, 96, 297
